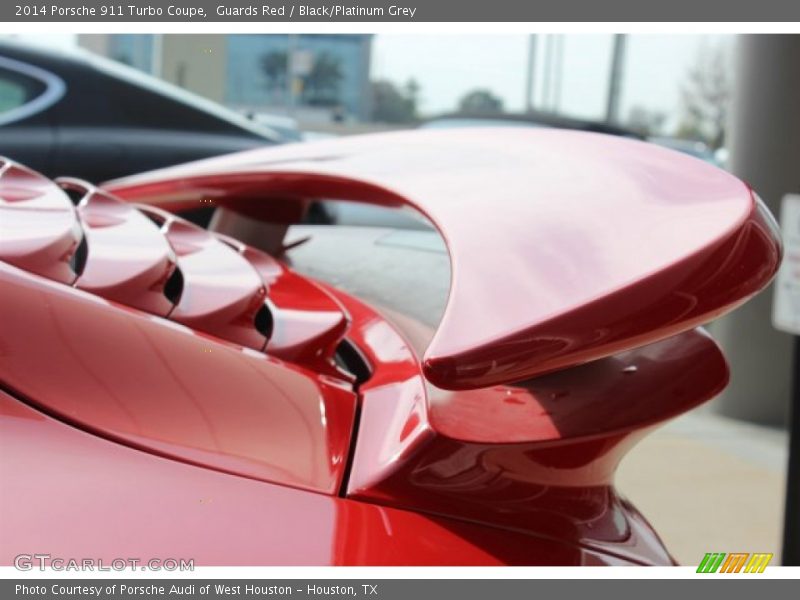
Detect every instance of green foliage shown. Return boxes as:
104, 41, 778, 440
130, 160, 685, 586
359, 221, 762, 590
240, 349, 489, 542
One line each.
304, 52, 344, 107
370, 78, 419, 123
458, 89, 504, 114
676, 45, 731, 149
260, 50, 344, 108
260, 51, 288, 91
627, 105, 667, 137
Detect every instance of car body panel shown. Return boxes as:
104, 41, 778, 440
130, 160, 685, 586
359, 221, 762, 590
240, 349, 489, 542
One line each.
0, 258, 356, 495
0, 158, 358, 495
0, 389, 640, 566
106, 128, 782, 391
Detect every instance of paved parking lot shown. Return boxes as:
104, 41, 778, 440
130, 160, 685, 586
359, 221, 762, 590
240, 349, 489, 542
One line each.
618, 406, 788, 565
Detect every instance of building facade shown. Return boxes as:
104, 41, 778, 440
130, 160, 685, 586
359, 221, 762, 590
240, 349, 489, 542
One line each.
78, 34, 373, 121
226, 34, 372, 121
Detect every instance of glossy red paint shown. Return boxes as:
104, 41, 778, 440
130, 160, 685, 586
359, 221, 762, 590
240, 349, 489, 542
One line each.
0, 130, 784, 567
0, 390, 640, 566
326, 284, 727, 564
0, 260, 356, 495
0, 158, 81, 284
106, 128, 782, 390
57, 178, 177, 316
219, 234, 351, 379
0, 163, 366, 495
135, 204, 270, 350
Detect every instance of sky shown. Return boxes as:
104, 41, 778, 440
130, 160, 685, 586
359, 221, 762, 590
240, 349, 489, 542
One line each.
7, 33, 733, 127
372, 34, 733, 124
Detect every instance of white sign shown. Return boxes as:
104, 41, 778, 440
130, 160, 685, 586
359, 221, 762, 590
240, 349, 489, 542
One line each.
289, 50, 314, 77
773, 194, 800, 334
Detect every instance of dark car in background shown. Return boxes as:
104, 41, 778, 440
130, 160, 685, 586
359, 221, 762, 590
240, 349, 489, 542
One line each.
421, 110, 644, 138
0, 40, 282, 183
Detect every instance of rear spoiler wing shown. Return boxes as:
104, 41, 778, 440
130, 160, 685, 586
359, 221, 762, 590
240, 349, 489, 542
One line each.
105, 128, 782, 390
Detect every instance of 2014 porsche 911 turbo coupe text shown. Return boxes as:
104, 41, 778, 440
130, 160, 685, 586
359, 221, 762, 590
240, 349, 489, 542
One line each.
0, 128, 783, 565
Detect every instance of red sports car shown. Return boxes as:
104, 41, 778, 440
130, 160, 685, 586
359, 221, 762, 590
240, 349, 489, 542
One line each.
0, 128, 782, 566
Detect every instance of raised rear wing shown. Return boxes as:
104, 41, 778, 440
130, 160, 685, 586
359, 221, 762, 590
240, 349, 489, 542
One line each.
105, 128, 782, 390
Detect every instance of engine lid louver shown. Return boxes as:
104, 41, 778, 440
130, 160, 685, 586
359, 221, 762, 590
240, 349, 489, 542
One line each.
221, 236, 352, 380
58, 177, 177, 316
0, 157, 353, 382
0, 159, 81, 284
136, 204, 269, 350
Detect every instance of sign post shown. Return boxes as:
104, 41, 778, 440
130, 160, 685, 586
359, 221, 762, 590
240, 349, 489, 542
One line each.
772, 194, 800, 565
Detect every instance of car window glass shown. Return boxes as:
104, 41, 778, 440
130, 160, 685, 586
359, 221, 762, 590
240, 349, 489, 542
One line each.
0, 73, 30, 114
0, 64, 49, 124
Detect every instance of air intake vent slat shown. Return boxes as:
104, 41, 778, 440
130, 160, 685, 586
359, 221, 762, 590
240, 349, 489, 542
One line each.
144, 206, 269, 350
163, 265, 184, 306
69, 233, 88, 277
57, 177, 177, 317
239, 245, 351, 379
254, 303, 274, 340
0, 158, 81, 284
